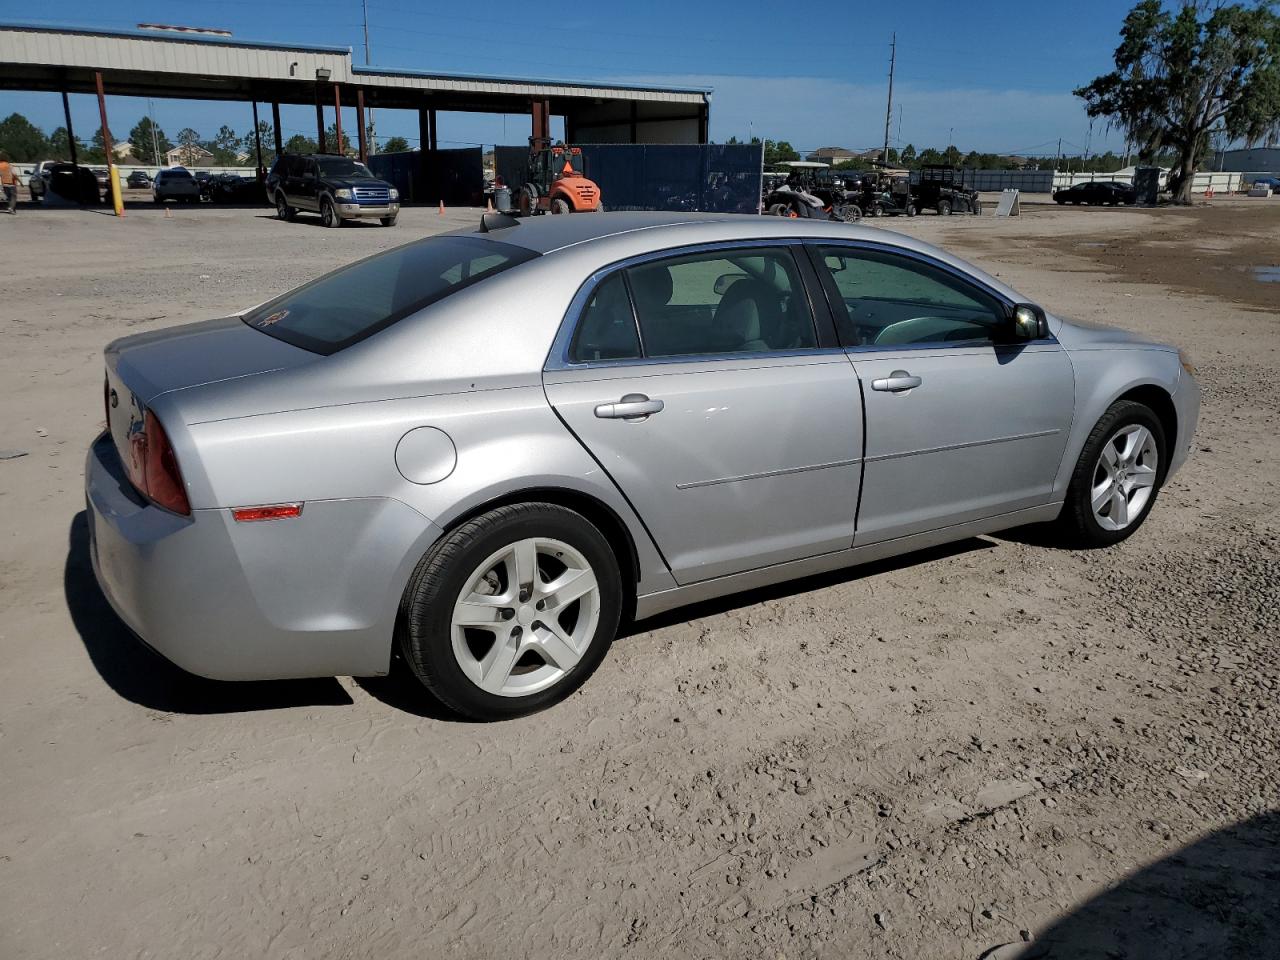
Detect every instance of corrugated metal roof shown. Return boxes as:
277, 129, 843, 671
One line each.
0, 20, 708, 103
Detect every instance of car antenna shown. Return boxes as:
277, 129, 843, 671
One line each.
479, 212, 521, 232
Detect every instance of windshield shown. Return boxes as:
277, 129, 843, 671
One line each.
243, 235, 538, 354
316, 157, 375, 179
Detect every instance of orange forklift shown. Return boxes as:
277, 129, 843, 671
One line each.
512, 137, 603, 215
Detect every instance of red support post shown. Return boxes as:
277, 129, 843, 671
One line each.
333, 84, 343, 155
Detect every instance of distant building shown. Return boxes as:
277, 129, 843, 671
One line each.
166, 143, 214, 166
806, 146, 859, 163
1214, 146, 1280, 172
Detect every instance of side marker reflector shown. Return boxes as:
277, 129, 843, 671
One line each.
232, 503, 304, 523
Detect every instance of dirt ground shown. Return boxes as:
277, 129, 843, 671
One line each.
1, 199, 1278, 960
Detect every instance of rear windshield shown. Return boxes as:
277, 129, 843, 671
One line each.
242, 235, 538, 354
317, 158, 375, 179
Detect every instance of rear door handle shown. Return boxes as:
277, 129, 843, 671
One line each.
871, 370, 922, 393
594, 393, 664, 420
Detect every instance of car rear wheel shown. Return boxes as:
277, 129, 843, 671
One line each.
550, 197, 571, 215
399, 503, 623, 720
1056, 400, 1166, 547
937, 199, 952, 216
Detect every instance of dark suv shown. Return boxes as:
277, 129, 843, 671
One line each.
266, 153, 400, 227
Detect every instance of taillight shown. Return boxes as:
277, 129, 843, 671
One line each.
138, 410, 191, 515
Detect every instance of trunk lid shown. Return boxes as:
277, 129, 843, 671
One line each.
104, 316, 317, 474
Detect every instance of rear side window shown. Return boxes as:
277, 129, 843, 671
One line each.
243, 236, 538, 354
570, 273, 641, 362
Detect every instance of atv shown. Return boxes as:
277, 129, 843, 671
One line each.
763, 161, 861, 221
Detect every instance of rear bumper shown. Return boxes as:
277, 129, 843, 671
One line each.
336, 202, 399, 219
85, 432, 441, 680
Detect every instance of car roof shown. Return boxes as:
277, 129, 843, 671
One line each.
471, 211, 925, 256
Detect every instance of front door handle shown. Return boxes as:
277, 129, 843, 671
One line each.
594, 393, 664, 420
871, 370, 922, 393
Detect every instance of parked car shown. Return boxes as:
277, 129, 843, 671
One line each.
1053, 181, 1137, 206
153, 169, 201, 204
85, 213, 1199, 719
43, 162, 101, 204
126, 170, 152, 188
91, 167, 110, 191
193, 170, 216, 200
266, 153, 400, 227
208, 173, 265, 204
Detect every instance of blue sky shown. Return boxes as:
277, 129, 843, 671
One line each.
5, 1, 1139, 156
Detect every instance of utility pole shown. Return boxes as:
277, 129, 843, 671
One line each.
1054, 137, 1062, 171
881, 33, 895, 165
362, 0, 375, 153
148, 98, 160, 166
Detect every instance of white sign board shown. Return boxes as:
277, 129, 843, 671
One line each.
995, 189, 1020, 217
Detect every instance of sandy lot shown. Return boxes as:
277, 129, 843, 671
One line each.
1, 199, 1278, 960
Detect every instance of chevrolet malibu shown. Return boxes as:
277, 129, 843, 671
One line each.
86, 213, 1199, 719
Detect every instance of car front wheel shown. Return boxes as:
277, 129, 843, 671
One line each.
321, 198, 342, 227
1057, 400, 1166, 547
399, 503, 622, 720
275, 193, 295, 221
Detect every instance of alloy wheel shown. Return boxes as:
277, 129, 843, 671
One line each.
1091, 424, 1159, 531
450, 537, 601, 698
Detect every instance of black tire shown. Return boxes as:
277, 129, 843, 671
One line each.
550, 197, 571, 214
972, 199, 983, 215
871, 202, 885, 218
937, 199, 952, 216
904, 204, 916, 218
399, 503, 623, 720
833, 203, 861, 222
321, 198, 341, 228
275, 193, 295, 221
380, 215, 397, 227
1055, 400, 1167, 548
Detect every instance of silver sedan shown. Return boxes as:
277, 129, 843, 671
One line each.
86, 212, 1200, 719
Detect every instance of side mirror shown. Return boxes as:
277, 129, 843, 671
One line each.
1010, 303, 1049, 340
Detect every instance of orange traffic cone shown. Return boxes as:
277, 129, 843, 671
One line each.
486, 196, 495, 212
438, 199, 445, 215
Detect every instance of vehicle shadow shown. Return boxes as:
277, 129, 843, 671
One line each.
64, 511, 353, 714
979, 809, 1280, 959
353, 651, 469, 722
623, 537, 996, 637
252, 214, 388, 228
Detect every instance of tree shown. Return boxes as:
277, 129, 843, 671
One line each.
762, 139, 799, 165
208, 124, 241, 165
325, 123, 353, 157
241, 121, 275, 164
284, 133, 318, 154
899, 143, 917, 166
1076, 1, 1280, 203
170, 127, 204, 165
381, 135, 410, 153
47, 126, 78, 161
0, 113, 50, 161
128, 116, 171, 165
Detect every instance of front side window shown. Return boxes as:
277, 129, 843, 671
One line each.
817, 245, 1005, 347
623, 247, 816, 358
243, 236, 538, 354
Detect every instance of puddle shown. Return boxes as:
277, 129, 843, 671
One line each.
1252, 266, 1280, 283
1078, 242, 1107, 248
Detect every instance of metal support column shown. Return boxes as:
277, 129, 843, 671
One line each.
531, 98, 550, 143
333, 83, 343, 155
93, 71, 123, 215
272, 101, 283, 156
356, 90, 368, 163
428, 108, 438, 152
698, 102, 709, 145
629, 102, 638, 143
61, 88, 79, 171
315, 82, 326, 153
251, 100, 264, 178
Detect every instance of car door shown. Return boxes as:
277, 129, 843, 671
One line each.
544, 242, 863, 585
811, 242, 1074, 545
